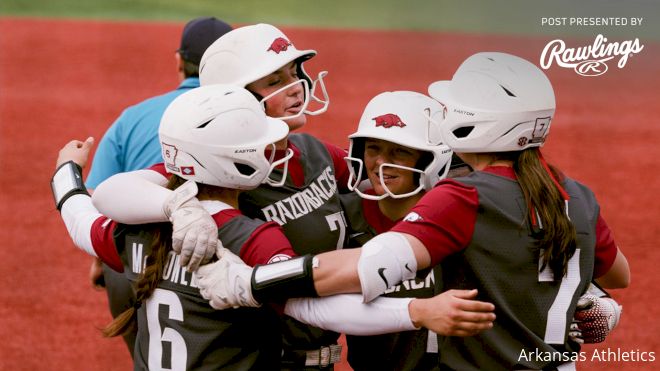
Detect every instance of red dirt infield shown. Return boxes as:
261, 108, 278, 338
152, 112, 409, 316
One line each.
1, 18, 659, 370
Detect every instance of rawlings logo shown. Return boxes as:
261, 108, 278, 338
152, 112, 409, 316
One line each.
540, 34, 644, 76
267, 37, 292, 54
373, 114, 406, 128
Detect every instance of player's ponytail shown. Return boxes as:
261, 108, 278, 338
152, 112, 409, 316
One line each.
102, 176, 186, 338
513, 147, 577, 281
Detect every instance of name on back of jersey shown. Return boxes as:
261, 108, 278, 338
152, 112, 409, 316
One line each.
129, 241, 199, 291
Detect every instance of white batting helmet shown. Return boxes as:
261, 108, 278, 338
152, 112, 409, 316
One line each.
159, 84, 291, 189
345, 91, 453, 200
199, 23, 329, 120
428, 52, 555, 153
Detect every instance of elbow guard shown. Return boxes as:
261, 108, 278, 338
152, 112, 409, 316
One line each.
357, 232, 417, 303
251, 255, 319, 303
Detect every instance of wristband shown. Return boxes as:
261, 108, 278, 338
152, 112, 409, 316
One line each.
251, 255, 319, 303
51, 161, 88, 211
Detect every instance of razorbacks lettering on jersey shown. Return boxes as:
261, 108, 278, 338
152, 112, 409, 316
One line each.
109, 214, 282, 371
340, 191, 440, 371
398, 169, 601, 370
238, 133, 349, 368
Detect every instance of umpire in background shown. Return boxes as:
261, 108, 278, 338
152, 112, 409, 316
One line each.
84, 16, 232, 357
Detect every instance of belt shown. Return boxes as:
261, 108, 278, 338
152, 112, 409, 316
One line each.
304, 344, 342, 367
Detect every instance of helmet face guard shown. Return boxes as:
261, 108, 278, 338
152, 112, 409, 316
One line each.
264, 146, 294, 187
258, 70, 330, 121
345, 156, 427, 200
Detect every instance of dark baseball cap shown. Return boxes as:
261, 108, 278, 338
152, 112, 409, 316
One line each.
178, 17, 233, 65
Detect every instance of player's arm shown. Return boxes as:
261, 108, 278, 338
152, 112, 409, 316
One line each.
284, 289, 494, 337
52, 138, 123, 272
197, 183, 473, 307
592, 215, 630, 289
92, 166, 220, 271
92, 167, 171, 224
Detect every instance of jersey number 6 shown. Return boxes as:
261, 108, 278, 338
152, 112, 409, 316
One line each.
146, 288, 188, 370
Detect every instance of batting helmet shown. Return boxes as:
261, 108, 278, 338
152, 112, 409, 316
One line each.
345, 91, 453, 200
428, 52, 555, 153
159, 84, 291, 189
199, 23, 329, 120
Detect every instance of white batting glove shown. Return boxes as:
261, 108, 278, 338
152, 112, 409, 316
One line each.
163, 180, 218, 272
573, 294, 622, 343
196, 243, 260, 310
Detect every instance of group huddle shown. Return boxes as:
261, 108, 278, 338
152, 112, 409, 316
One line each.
51, 20, 629, 371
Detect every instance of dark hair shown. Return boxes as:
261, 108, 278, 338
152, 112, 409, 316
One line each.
509, 148, 577, 280
102, 175, 188, 337
182, 59, 200, 78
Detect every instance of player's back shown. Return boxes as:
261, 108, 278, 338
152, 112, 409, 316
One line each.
113, 222, 281, 371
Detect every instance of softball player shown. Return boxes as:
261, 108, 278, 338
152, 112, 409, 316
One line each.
195, 53, 629, 370
90, 23, 351, 370
53, 85, 293, 370
339, 90, 451, 371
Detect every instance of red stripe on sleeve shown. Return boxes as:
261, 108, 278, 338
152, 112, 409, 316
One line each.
240, 222, 297, 266
90, 216, 124, 272
211, 209, 297, 266
593, 214, 618, 278
390, 179, 478, 266
148, 162, 168, 177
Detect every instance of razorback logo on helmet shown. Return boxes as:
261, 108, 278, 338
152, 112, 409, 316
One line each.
162, 143, 180, 173
373, 114, 406, 128
267, 37, 292, 54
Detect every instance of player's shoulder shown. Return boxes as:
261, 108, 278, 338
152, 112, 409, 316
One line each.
418, 178, 479, 208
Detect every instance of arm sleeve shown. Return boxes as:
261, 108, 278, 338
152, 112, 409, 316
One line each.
92, 168, 171, 224
593, 214, 619, 278
85, 115, 125, 189
60, 194, 123, 272
323, 141, 351, 193
390, 180, 477, 266
284, 294, 417, 335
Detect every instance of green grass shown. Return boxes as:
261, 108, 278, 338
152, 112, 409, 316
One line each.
1, 0, 658, 39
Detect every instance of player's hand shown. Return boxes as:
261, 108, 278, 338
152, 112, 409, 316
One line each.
89, 257, 105, 290
196, 243, 260, 309
573, 294, 622, 343
163, 180, 218, 272
56, 137, 94, 168
409, 289, 495, 336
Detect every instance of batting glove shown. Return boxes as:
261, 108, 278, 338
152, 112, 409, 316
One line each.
196, 243, 260, 310
573, 294, 622, 343
163, 180, 218, 272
